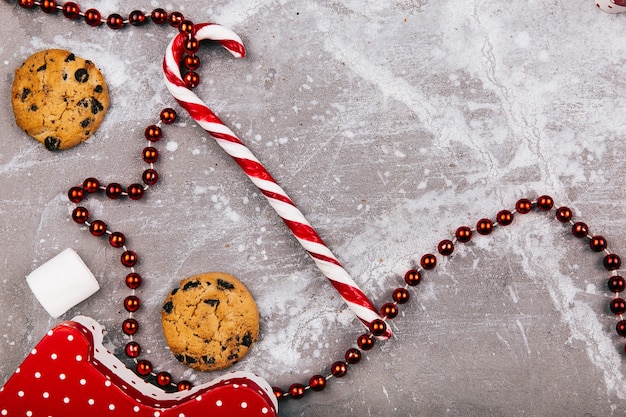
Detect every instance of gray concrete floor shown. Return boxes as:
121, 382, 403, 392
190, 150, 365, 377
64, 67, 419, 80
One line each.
2, 1, 626, 415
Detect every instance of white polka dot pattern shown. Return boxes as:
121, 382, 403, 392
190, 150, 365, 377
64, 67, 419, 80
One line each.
596, 0, 626, 13
0, 317, 278, 416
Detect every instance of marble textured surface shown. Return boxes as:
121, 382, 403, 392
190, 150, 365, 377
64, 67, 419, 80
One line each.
2, 1, 626, 415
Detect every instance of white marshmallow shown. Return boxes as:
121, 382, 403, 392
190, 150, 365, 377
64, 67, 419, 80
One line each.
26, 248, 100, 318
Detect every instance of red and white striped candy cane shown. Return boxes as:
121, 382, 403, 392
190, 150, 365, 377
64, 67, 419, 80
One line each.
163, 23, 391, 339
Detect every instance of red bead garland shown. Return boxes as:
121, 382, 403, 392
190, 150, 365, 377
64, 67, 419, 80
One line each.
16, 1, 203, 88
66, 107, 185, 391
275, 195, 626, 402
27, 0, 623, 402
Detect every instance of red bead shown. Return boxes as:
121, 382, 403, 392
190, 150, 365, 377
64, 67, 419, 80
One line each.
536, 195, 554, 211
476, 218, 493, 235
68, 186, 84, 203
125, 272, 142, 289
168, 11, 184, 27
83, 177, 100, 193
156, 372, 172, 387
184, 71, 200, 88
127, 184, 145, 200
106, 13, 124, 29
121, 250, 138, 267
142, 169, 159, 186
555, 206, 573, 223
590, 235, 607, 252
438, 239, 454, 256
455, 226, 472, 243
309, 375, 327, 392
610, 298, 626, 315
105, 183, 123, 199
124, 296, 141, 312
177, 381, 193, 391
40, 0, 57, 14
122, 318, 139, 335
84, 8, 103, 26
420, 254, 437, 270
160, 108, 177, 124
272, 387, 285, 400
617, 320, 626, 337
609, 276, 626, 293
357, 334, 375, 351
62, 2, 80, 19
370, 319, 387, 337
496, 210, 513, 226
515, 198, 533, 214
179, 20, 195, 34
393, 288, 410, 304
142, 147, 159, 163
184, 55, 201, 71
18, 0, 36, 9
185, 37, 200, 54
125, 341, 141, 358
109, 231, 126, 248
605, 254, 622, 271
136, 360, 152, 377
404, 269, 421, 286
72, 206, 89, 223
128, 10, 146, 26
572, 222, 589, 238
345, 348, 362, 364
145, 125, 162, 142
151, 8, 168, 24
331, 361, 348, 377
288, 383, 305, 399
89, 219, 107, 236
380, 302, 398, 319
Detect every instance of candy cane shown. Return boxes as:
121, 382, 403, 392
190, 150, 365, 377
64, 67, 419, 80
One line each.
163, 23, 391, 339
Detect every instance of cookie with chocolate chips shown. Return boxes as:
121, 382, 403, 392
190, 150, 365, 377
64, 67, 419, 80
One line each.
11, 49, 109, 150
161, 272, 259, 372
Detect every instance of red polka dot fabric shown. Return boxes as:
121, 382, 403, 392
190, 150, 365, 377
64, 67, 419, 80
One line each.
0, 318, 277, 416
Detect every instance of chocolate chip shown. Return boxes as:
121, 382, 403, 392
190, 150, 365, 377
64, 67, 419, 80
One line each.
162, 300, 173, 314
183, 280, 201, 291
171, 288, 178, 296
78, 98, 89, 108
20, 88, 31, 101
80, 118, 91, 128
44, 136, 61, 150
185, 355, 197, 364
202, 356, 215, 364
241, 332, 253, 347
62, 73, 67, 80
217, 279, 234, 290
36, 63, 46, 72
203, 299, 220, 307
90, 98, 103, 115
227, 353, 239, 361
30, 104, 38, 111
64, 53, 75, 62
175, 354, 185, 363
94, 85, 103, 93
74, 68, 89, 83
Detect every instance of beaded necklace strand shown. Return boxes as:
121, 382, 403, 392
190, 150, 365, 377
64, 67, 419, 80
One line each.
11, 0, 626, 404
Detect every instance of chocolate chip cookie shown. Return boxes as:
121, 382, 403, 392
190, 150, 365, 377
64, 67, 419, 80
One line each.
161, 272, 259, 372
11, 49, 109, 151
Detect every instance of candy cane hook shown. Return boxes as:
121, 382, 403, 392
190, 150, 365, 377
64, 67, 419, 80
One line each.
163, 23, 392, 339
